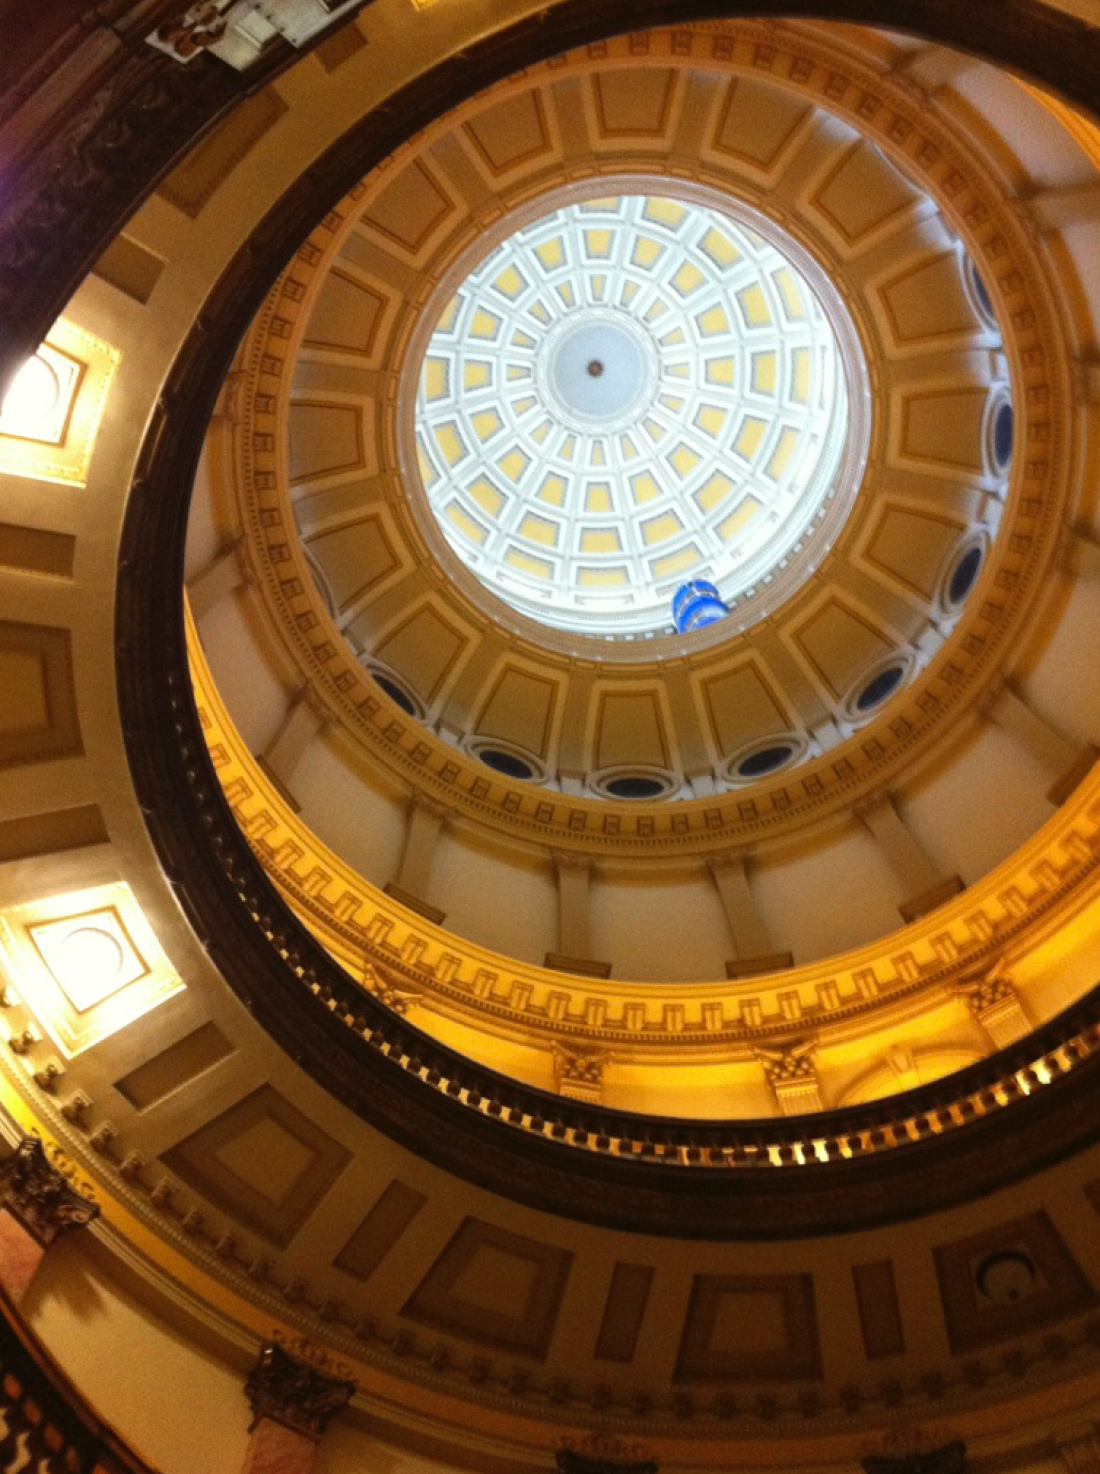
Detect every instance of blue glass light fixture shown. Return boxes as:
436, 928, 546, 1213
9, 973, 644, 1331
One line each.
672, 580, 729, 634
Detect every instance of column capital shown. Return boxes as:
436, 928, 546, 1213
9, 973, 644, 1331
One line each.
0, 1137, 100, 1248
409, 791, 453, 825
852, 788, 893, 825
552, 1044, 609, 1103
863, 1442, 966, 1474
953, 958, 1014, 1014
244, 1343, 355, 1441
557, 1437, 657, 1474
753, 1037, 817, 1087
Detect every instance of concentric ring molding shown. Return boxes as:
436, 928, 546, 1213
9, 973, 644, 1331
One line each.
209, 21, 1070, 860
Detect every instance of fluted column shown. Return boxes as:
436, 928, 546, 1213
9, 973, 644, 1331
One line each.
557, 856, 591, 958
987, 685, 1098, 804
186, 540, 247, 623
858, 795, 963, 922
385, 796, 448, 923
546, 856, 610, 978
0, 1137, 99, 1304
242, 1343, 354, 1474
709, 853, 792, 977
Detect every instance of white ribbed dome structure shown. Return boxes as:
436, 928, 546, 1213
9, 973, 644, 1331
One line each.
414, 189, 864, 636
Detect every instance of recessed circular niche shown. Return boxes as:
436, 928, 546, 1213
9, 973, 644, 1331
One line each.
476, 747, 536, 780
409, 183, 870, 641
974, 1249, 1038, 1305
856, 664, 905, 712
992, 400, 1014, 471
942, 538, 986, 612
737, 743, 795, 779
843, 652, 917, 723
591, 768, 677, 801
466, 738, 547, 782
368, 669, 423, 720
606, 775, 668, 800
964, 254, 1000, 335
725, 734, 807, 786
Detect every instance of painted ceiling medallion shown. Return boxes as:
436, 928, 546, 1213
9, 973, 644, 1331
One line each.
414, 189, 868, 638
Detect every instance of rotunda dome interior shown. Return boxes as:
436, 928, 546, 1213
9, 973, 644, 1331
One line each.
182, 15, 1100, 1119
3, 7, 1100, 1474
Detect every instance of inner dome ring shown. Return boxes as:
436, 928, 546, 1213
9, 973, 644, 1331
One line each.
402, 177, 872, 645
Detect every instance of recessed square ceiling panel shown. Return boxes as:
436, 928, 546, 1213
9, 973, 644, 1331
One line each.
163, 1085, 352, 1248
402, 1217, 573, 1358
673, 1272, 823, 1383
934, 1211, 1097, 1353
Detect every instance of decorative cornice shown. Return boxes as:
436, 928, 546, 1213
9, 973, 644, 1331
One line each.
244, 1342, 355, 1440
0, 1137, 100, 1248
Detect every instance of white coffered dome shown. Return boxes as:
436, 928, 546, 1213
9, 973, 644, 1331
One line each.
413, 187, 866, 637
